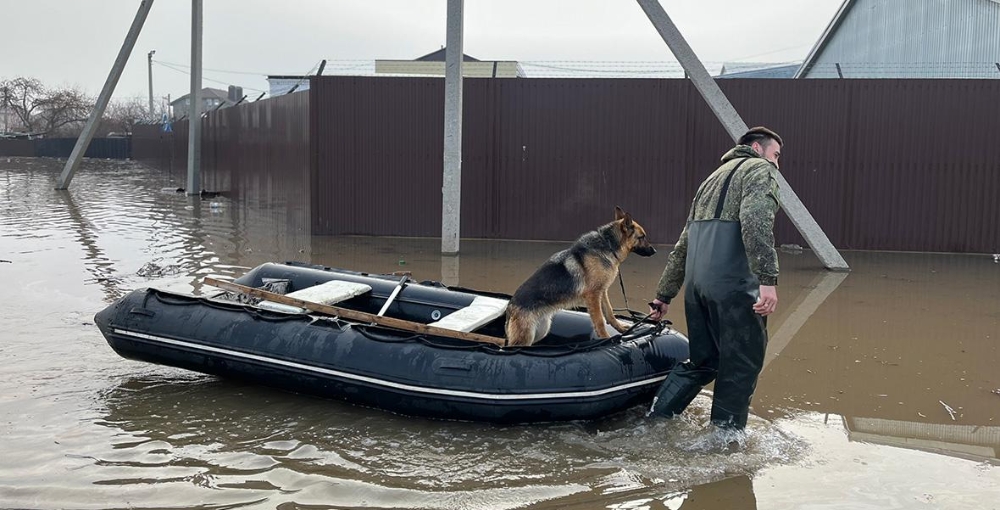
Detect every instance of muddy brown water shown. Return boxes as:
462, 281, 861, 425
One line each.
1, 158, 998, 509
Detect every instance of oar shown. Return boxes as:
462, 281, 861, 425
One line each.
204, 277, 508, 347
376, 274, 409, 318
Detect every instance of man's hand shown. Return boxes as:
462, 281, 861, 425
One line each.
648, 299, 668, 321
753, 285, 778, 316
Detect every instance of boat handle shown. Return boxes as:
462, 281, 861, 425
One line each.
129, 307, 156, 317
433, 358, 474, 372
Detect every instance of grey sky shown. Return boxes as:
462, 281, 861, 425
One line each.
1, 0, 842, 103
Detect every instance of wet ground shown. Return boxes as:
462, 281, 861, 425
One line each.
1, 157, 998, 509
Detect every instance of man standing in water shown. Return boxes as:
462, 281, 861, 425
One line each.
647, 126, 782, 430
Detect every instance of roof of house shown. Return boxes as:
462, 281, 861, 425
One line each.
717, 62, 801, 79
794, 0, 1000, 78
414, 48, 480, 62
794, 0, 857, 78
169, 87, 230, 105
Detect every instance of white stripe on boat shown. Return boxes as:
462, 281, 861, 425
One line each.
111, 328, 666, 401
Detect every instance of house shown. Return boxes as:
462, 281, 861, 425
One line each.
265, 49, 524, 96
796, 0, 1000, 78
266, 76, 313, 97
170, 87, 235, 119
375, 48, 525, 78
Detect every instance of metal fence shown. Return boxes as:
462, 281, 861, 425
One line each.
0, 139, 34, 157
135, 77, 1000, 254
134, 91, 310, 202
0, 137, 131, 159
133, 92, 313, 239
309, 77, 1000, 254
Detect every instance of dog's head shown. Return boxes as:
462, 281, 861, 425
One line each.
614, 206, 656, 257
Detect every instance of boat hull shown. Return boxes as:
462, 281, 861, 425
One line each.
96, 263, 689, 423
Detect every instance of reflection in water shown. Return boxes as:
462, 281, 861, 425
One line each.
674, 475, 757, 510
764, 270, 849, 369
534, 473, 757, 510
441, 253, 460, 287
93, 375, 800, 509
58, 189, 124, 302
843, 415, 1000, 463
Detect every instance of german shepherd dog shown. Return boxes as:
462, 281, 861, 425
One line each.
505, 206, 656, 346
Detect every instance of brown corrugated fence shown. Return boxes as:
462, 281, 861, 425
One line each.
135, 77, 1000, 254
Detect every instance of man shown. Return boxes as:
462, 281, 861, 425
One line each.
647, 126, 782, 430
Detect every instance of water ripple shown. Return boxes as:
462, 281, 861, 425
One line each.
63, 375, 808, 508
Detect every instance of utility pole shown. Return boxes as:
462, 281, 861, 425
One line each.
148, 50, 156, 118
187, 0, 203, 196
441, 0, 464, 254
56, 0, 154, 190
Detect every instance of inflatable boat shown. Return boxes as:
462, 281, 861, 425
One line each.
95, 262, 689, 423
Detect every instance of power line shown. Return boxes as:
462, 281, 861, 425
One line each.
154, 59, 265, 76
724, 43, 813, 63
280, 60, 323, 94
153, 61, 266, 93
150, 58, 1000, 83
153, 58, 373, 77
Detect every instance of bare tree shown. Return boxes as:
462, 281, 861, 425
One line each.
101, 96, 150, 136
0, 77, 92, 136
0, 77, 44, 133
37, 86, 92, 136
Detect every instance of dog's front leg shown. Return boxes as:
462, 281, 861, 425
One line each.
585, 292, 611, 338
602, 290, 628, 333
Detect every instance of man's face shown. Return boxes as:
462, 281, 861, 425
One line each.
753, 139, 781, 169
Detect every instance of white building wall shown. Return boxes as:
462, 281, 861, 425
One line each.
801, 0, 1000, 78
268, 78, 310, 97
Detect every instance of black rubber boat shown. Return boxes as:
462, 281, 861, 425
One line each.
95, 262, 689, 423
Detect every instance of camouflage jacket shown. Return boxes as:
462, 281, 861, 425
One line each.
655, 145, 780, 303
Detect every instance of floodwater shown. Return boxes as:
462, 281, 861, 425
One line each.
1, 157, 998, 509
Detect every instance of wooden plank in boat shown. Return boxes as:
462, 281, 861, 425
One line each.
204, 277, 508, 347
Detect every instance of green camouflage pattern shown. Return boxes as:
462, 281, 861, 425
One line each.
656, 145, 780, 302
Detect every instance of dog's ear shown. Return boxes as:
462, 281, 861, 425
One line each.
615, 206, 635, 231
618, 213, 634, 232
623, 212, 634, 230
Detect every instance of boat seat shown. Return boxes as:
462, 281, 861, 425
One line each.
258, 280, 372, 314
428, 296, 508, 333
